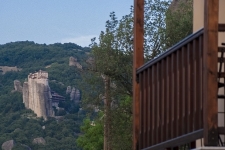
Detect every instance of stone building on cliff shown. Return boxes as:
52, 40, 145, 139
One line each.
23, 70, 54, 120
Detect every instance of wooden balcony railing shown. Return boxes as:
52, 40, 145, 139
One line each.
136, 29, 204, 150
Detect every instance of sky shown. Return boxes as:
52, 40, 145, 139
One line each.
0, 1, 133, 47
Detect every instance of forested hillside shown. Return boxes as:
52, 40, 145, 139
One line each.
0, 41, 90, 149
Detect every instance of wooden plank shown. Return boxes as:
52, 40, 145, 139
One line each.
217, 57, 225, 62
133, 0, 144, 149
148, 67, 152, 146
139, 73, 144, 149
190, 42, 195, 132
171, 54, 175, 139
218, 72, 225, 78
142, 129, 204, 150
166, 57, 171, 140
193, 39, 198, 131
152, 65, 156, 145
187, 43, 191, 133
203, 0, 219, 146
182, 46, 187, 135
218, 23, 225, 32
173, 52, 178, 138
199, 35, 203, 129
218, 47, 225, 52
147, 68, 151, 146
218, 127, 225, 134
161, 59, 165, 142
175, 50, 181, 136
156, 62, 160, 143
144, 70, 147, 148
154, 65, 157, 145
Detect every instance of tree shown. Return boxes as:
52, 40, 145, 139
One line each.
165, 0, 193, 48
79, 0, 193, 149
77, 115, 104, 150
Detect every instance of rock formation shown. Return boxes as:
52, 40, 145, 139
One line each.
66, 86, 72, 94
74, 89, 81, 102
69, 56, 82, 69
23, 70, 53, 120
70, 87, 76, 101
0, 66, 22, 74
67, 86, 81, 103
1, 140, 15, 150
86, 57, 94, 65
32, 137, 46, 145
13, 80, 23, 92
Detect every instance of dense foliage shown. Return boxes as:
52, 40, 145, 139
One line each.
0, 41, 90, 149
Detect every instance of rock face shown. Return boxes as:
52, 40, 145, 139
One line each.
69, 87, 81, 102
2, 140, 15, 150
69, 56, 82, 69
0, 66, 22, 74
86, 57, 94, 65
23, 70, 53, 120
32, 137, 46, 145
70, 87, 76, 101
13, 80, 23, 92
66, 86, 72, 94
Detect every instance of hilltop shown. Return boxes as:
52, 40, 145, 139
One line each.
0, 41, 91, 149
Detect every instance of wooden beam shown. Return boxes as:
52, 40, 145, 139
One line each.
203, 0, 219, 146
133, 0, 144, 149
142, 129, 203, 150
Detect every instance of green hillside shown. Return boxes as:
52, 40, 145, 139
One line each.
0, 41, 90, 149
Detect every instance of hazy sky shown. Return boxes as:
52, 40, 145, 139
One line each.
0, 1, 133, 47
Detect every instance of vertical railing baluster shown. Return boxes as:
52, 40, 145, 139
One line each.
173, 52, 178, 138
171, 53, 175, 139
147, 68, 151, 146
182, 46, 187, 134
154, 64, 158, 144
149, 67, 153, 146
177, 49, 181, 137
143, 70, 147, 148
161, 59, 165, 142
193, 39, 197, 131
140, 72, 143, 149
196, 36, 201, 130
178, 49, 183, 137
200, 35, 203, 129
187, 43, 192, 133
167, 56, 172, 140
152, 65, 156, 145
157, 61, 161, 143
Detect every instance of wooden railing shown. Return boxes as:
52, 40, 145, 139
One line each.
136, 29, 204, 149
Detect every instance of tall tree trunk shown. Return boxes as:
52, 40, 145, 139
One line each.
103, 75, 111, 150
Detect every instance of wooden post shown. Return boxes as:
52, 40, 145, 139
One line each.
133, 0, 144, 149
203, 0, 219, 146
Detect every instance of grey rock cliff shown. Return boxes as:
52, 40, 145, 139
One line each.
13, 80, 23, 92
66, 86, 72, 94
23, 82, 29, 108
32, 137, 46, 145
23, 70, 53, 120
70, 87, 76, 101
68, 87, 81, 102
74, 89, 81, 102
69, 56, 82, 69
2, 140, 15, 150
